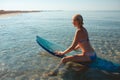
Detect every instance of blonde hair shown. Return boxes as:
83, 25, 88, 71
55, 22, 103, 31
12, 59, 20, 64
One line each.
73, 14, 84, 25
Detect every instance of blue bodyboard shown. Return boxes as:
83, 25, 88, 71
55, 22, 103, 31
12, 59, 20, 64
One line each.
36, 36, 120, 73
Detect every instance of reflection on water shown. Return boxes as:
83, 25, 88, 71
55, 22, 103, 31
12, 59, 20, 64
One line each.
0, 11, 120, 80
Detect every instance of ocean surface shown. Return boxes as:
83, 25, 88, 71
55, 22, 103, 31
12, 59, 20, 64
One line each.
0, 11, 120, 80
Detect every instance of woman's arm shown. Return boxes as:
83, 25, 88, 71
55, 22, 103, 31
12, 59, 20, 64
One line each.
62, 30, 80, 55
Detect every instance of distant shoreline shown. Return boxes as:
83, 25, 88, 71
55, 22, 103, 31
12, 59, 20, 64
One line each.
0, 10, 41, 15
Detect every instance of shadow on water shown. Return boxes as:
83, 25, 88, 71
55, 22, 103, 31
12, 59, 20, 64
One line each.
37, 51, 120, 80
58, 62, 120, 80
61, 68, 120, 80
40, 55, 120, 80
28, 51, 120, 80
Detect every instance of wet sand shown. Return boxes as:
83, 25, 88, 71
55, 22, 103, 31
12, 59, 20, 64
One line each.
0, 13, 21, 18
0, 10, 40, 18
0, 10, 40, 15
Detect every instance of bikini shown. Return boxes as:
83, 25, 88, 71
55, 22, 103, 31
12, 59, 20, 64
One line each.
79, 38, 97, 61
85, 52, 97, 61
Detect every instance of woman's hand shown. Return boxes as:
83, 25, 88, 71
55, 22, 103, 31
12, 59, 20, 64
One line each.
55, 51, 64, 56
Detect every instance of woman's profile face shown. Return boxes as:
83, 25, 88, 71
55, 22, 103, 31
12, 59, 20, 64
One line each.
72, 14, 83, 28
72, 18, 79, 27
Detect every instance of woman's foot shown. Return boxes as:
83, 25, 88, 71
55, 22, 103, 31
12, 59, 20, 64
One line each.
43, 70, 58, 77
66, 62, 89, 71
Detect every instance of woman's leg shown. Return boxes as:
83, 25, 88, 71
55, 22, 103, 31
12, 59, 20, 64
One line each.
47, 54, 91, 76
61, 54, 91, 63
47, 58, 67, 76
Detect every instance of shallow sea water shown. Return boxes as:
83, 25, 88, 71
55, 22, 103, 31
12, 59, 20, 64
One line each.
0, 11, 120, 80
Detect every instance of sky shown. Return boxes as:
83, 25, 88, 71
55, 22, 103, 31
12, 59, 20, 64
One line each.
0, 0, 120, 10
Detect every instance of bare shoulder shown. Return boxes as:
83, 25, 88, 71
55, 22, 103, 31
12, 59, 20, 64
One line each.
76, 29, 82, 34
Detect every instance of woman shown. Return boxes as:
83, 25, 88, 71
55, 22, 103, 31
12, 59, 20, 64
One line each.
47, 14, 96, 76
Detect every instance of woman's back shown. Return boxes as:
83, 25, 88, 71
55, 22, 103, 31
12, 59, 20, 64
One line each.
77, 27, 94, 53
